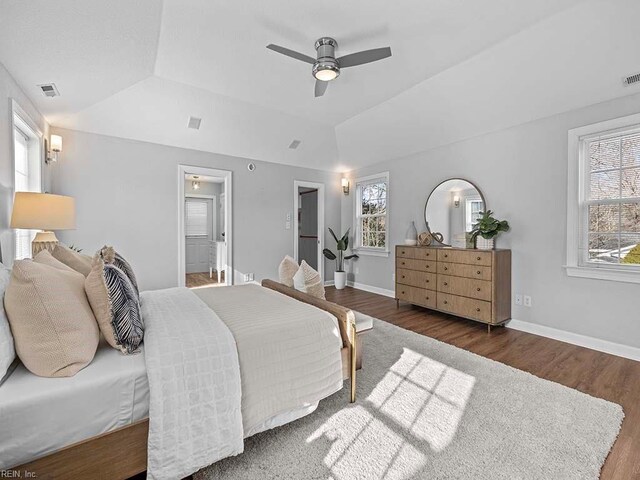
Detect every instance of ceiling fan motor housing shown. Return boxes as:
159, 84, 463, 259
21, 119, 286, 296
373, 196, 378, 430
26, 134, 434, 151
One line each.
313, 37, 340, 80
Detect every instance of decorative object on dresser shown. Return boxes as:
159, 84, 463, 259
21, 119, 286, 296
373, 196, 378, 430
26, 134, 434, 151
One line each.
395, 245, 511, 331
10, 192, 76, 256
417, 231, 432, 246
322, 228, 358, 290
470, 210, 510, 250
424, 178, 485, 248
404, 221, 418, 245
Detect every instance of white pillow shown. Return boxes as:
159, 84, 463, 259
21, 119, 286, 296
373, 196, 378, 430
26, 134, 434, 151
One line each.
0, 263, 15, 381
293, 260, 325, 299
278, 255, 299, 287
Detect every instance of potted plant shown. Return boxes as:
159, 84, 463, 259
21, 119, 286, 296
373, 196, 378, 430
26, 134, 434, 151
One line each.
323, 228, 359, 290
470, 210, 510, 250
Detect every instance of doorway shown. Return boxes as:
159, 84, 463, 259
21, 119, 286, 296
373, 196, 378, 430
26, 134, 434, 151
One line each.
293, 181, 324, 281
178, 166, 232, 288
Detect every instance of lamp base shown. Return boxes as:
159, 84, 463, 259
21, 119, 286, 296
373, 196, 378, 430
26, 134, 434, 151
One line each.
32, 231, 59, 257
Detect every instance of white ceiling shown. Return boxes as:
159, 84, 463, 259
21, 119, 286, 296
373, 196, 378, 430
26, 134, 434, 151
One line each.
1, 0, 639, 172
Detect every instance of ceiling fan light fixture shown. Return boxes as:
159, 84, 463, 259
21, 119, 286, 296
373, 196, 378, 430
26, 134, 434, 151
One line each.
314, 66, 339, 82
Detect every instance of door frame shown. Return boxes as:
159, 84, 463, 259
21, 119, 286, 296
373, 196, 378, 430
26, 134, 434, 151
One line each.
293, 180, 325, 282
178, 165, 232, 286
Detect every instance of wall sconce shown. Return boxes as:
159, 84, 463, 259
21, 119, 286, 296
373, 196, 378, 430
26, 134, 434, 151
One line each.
45, 135, 63, 164
341, 178, 350, 195
453, 195, 460, 208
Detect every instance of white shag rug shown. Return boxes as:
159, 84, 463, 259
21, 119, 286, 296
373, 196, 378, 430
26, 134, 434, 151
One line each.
196, 319, 623, 480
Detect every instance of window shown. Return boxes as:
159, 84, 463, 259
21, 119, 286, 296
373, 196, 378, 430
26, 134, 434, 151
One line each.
12, 104, 42, 260
465, 198, 483, 232
567, 113, 640, 283
185, 199, 208, 237
354, 172, 389, 255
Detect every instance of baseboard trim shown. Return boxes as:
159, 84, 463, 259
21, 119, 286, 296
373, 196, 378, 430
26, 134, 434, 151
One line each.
324, 280, 335, 287
346, 281, 395, 298
508, 319, 640, 362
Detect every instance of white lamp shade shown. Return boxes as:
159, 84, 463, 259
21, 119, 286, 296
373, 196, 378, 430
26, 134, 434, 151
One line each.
10, 192, 76, 230
50, 135, 63, 152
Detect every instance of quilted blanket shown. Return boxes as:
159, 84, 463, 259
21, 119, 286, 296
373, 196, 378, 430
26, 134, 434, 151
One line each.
140, 288, 243, 480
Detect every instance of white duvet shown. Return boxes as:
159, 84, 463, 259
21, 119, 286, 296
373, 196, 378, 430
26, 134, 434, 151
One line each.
141, 284, 343, 480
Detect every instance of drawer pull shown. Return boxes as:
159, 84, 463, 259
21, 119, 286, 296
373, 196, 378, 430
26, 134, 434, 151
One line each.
444, 267, 448, 271
477, 288, 481, 292
425, 265, 430, 269
443, 300, 448, 305
444, 254, 448, 258
443, 282, 448, 286
476, 308, 481, 312
402, 261, 406, 265
477, 270, 481, 275
425, 279, 430, 283
401, 291, 405, 295
425, 296, 430, 300
477, 256, 481, 261
402, 275, 406, 279
401, 250, 406, 255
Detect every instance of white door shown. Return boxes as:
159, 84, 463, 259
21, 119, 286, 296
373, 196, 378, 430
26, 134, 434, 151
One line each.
185, 197, 214, 274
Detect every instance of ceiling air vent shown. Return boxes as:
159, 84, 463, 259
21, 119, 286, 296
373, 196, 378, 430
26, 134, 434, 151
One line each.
288, 139, 301, 149
37, 83, 59, 97
187, 116, 202, 130
623, 73, 640, 86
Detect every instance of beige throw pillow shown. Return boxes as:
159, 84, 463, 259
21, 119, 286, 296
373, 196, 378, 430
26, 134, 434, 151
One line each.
293, 260, 326, 299
278, 255, 299, 288
34, 249, 76, 272
5, 260, 99, 377
52, 244, 93, 277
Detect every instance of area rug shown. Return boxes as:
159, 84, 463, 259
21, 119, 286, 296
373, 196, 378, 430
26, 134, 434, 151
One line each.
196, 319, 624, 480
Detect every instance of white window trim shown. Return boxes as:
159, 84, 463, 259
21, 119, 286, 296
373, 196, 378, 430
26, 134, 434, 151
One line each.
566, 112, 640, 284
353, 171, 390, 257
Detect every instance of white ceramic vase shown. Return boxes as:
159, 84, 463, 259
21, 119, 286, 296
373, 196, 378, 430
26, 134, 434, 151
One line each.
476, 237, 495, 250
334, 271, 347, 290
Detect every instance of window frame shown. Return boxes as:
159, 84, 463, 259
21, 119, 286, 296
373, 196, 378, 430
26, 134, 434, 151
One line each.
353, 171, 390, 257
11, 99, 43, 261
566, 113, 640, 284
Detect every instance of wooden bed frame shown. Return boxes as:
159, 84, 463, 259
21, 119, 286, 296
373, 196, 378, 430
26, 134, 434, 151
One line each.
9, 280, 364, 480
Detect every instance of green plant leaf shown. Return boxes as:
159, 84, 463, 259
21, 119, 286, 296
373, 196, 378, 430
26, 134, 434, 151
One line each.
322, 248, 337, 260
344, 254, 359, 260
328, 228, 340, 244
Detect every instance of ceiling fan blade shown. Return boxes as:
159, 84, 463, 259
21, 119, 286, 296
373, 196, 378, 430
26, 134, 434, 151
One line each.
315, 80, 329, 97
266, 44, 315, 64
337, 47, 392, 68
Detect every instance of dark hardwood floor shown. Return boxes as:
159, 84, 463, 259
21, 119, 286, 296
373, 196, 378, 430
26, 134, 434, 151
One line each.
325, 286, 640, 480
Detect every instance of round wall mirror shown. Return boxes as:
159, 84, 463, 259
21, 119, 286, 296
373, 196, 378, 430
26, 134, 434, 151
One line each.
424, 178, 486, 248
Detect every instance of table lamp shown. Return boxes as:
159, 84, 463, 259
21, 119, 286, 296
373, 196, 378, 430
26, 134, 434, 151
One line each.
10, 192, 76, 256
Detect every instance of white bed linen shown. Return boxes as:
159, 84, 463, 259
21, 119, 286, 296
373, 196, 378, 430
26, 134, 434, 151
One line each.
0, 340, 148, 469
141, 287, 243, 480
194, 284, 344, 437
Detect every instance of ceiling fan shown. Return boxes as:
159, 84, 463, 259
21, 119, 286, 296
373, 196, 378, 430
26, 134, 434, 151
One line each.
266, 37, 392, 97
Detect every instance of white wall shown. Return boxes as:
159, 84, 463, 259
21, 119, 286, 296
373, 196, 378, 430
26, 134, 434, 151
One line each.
50, 127, 342, 291
342, 92, 640, 349
0, 62, 48, 264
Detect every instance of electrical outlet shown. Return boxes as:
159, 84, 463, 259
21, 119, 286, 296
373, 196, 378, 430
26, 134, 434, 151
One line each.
515, 294, 523, 306
244, 273, 255, 282
524, 295, 532, 307
285, 221, 291, 230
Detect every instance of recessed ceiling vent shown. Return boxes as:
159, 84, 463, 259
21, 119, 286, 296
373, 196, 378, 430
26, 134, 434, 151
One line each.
288, 139, 301, 149
187, 116, 202, 130
623, 73, 640, 86
37, 83, 59, 97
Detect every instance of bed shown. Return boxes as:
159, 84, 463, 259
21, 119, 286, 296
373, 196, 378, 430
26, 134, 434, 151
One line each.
3, 281, 362, 479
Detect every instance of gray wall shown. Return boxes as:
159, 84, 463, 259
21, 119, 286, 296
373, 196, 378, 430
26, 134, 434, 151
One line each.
0, 62, 49, 264
51, 127, 341, 291
342, 92, 640, 349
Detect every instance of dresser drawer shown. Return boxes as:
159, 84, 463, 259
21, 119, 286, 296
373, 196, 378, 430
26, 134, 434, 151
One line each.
437, 293, 492, 323
397, 285, 436, 309
438, 262, 492, 281
396, 268, 436, 289
396, 246, 415, 258
437, 249, 492, 266
437, 274, 492, 301
413, 248, 436, 261
397, 258, 437, 272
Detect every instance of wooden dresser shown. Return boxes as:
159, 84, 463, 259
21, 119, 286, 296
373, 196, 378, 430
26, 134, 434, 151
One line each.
395, 245, 511, 330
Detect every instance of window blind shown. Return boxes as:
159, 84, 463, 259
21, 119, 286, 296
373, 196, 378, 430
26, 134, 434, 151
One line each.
185, 200, 208, 237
